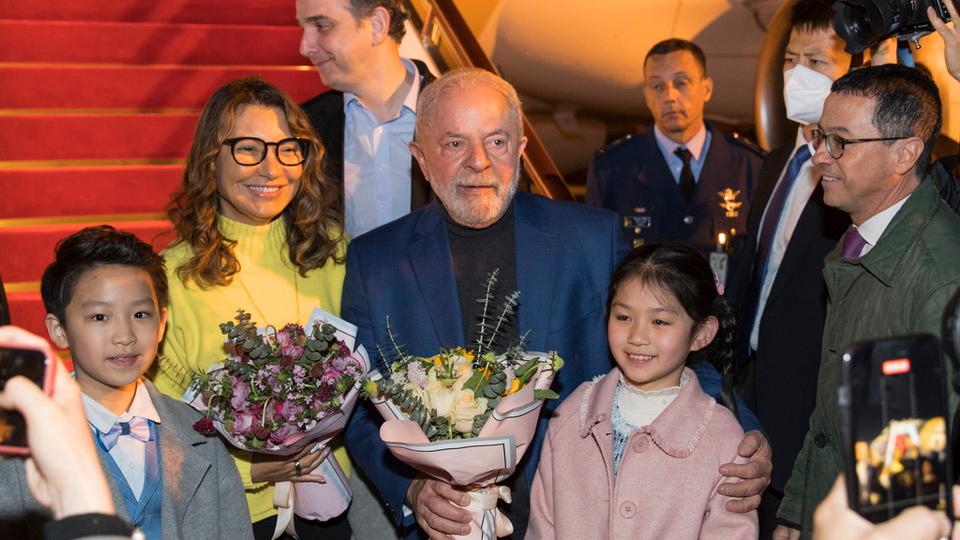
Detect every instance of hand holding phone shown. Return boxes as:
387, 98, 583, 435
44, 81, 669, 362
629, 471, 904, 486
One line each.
0, 326, 114, 519
840, 334, 953, 524
0, 344, 52, 454
813, 476, 952, 540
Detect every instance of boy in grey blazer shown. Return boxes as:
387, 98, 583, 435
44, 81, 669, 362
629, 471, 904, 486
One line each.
0, 226, 252, 540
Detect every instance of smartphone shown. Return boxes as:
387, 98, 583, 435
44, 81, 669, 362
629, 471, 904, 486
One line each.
839, 334, 953, 523
0, 346, 54, 455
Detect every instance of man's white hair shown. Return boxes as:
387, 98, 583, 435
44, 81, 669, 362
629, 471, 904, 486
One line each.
414, 67, 523, 142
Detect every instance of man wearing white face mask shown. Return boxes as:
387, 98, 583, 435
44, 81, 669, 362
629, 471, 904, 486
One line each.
727, 0, 892, 535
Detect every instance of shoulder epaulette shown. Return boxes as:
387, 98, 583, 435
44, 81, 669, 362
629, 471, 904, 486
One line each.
596, 133, 635, 155
727, 131, 765, 157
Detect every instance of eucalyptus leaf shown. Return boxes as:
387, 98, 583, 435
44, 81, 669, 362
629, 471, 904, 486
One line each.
534, 389, 559, 400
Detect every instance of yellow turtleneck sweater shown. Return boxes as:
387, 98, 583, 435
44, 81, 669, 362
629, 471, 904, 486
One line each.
152, 215, 348, 523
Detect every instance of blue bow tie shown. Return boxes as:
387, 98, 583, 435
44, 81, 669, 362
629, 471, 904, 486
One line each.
99, 416, 152, 451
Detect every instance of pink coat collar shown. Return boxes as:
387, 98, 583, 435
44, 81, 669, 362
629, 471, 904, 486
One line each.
577, 366, 718, 458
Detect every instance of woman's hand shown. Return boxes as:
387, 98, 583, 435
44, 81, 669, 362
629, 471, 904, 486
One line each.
250, 444, 330, 483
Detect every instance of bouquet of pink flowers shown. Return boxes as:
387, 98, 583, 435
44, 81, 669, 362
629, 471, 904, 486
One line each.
364, 271, 562, 540
187, 307, 368, 539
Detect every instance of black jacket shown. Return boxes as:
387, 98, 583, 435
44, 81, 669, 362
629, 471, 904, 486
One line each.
726, 143, 848, 491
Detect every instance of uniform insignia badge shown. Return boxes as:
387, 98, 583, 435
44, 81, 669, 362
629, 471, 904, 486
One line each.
717, 188, 742, 218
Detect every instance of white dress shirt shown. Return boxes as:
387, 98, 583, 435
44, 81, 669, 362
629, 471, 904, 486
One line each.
750, 129, 819, 350
342, 58, 421, 238
83, 380, 162, 499
851, 195, 910, 258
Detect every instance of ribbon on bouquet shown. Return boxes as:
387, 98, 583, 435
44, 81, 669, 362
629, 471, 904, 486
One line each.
270, 444, 353, 540
272, 483, 300, 540
464, 486, 514, 539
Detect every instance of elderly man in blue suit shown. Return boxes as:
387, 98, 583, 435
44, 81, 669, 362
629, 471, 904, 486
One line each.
341, 68, 771, 539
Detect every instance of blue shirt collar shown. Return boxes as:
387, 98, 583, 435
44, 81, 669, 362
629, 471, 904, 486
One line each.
343, 57, 420, 119
653, 122, 708, 162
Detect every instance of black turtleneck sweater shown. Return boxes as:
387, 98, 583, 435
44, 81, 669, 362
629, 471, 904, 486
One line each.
441, 202, 529, 537
441, 203, 520, 350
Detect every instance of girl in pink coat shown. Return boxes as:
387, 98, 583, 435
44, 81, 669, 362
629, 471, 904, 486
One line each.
528, 244, 758, 539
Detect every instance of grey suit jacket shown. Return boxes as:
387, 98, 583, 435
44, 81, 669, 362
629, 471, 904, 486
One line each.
0, 380, 253, 540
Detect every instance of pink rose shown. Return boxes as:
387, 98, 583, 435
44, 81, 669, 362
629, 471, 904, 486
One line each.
230, 382, 250, 410
281, 400, 304, 422
233, 412, 254, 435
281, 344, 304, 361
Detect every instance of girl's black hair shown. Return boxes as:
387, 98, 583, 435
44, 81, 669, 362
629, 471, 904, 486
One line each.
607, 243, 739, 414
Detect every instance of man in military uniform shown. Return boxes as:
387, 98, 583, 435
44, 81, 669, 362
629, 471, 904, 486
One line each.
585, 38, 763, 263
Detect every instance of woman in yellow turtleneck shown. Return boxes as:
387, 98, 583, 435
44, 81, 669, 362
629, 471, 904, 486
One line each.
151, 78, 350, 540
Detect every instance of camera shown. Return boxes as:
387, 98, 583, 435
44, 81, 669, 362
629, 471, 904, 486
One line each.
833, 0, 951, 54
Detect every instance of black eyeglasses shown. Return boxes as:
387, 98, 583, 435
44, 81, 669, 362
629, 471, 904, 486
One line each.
222, 137, 309, 166
810, 129, 908, 160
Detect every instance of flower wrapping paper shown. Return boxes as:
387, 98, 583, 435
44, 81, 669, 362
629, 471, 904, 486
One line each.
369, 358, 556, 539
185, 307, 369, 537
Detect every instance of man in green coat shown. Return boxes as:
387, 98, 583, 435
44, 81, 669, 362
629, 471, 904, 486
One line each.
775, 65, 960, 539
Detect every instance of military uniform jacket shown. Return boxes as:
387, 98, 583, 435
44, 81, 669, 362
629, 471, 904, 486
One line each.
585, 123, 762, 259
777, 179, 960, 537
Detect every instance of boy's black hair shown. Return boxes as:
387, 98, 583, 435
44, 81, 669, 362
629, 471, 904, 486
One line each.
40, 225, 168, 322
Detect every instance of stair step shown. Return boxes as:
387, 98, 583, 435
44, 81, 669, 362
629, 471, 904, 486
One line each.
0, 0, 297, 25
0, 165, 182, 219
0, 113, 198, 161
0, 20, 306, 65
0, 64, 326, 109
0, 219, 175, 283
7, 290, 50, 348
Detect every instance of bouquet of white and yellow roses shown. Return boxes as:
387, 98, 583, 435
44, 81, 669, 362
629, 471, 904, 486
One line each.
364, 271, 563, 540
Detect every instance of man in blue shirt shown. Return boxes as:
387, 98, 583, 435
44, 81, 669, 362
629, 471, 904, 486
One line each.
586, 39, 762, 261
297, 0, 434, 238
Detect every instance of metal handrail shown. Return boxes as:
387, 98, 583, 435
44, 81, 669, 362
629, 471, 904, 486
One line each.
406, 0, 575, 201
754, 0, 798, 151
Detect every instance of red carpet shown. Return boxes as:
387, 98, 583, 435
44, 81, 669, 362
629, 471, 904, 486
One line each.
0, 166, 183, 218
0, 0, 297, 25
0, 113, 199, 161
1, 221, 176, 284
0, 4, 330, 345
0, 20, 307, 65
0, 65, 325, 109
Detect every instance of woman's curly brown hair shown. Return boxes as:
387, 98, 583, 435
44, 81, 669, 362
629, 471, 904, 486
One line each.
168, 77, 344, 288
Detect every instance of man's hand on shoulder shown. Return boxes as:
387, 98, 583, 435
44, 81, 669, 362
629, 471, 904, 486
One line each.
407, 476, 473, 539
718, 430, 772, 513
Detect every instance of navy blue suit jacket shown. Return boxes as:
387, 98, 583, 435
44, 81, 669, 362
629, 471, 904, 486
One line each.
341, 191, 761, 533
585, 124, 762, 264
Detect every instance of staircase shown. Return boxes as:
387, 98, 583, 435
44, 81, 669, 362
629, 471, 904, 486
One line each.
0, 0, 327, 342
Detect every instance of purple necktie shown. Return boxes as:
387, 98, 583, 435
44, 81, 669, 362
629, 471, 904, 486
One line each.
841, 227, 867, 260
